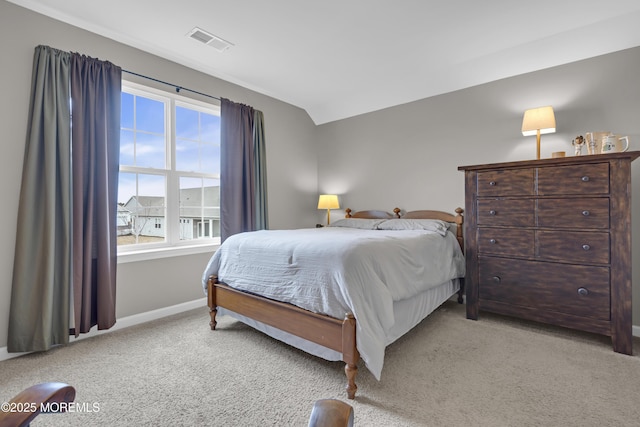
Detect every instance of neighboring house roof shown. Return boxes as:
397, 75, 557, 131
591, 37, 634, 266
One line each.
117, 205, 132, 215
123, 186, 220, 219
124, 196, 165, 217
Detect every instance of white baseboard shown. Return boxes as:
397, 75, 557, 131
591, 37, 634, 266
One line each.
0, 298, 207, 362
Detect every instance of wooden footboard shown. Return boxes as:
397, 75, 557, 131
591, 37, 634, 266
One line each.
207, 276, 360, 399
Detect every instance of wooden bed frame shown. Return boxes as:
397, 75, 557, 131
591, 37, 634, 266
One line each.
207, 207, 464, 399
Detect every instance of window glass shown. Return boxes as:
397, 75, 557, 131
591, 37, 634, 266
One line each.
120, 92, 134, 129
119, 92, 166, 169
135, 132, 165, 169
175, 105, 220, 173
135, 96, 165, 133
179, 177, 220, 240
118, 172, 166, 246
118, 83, 220, 251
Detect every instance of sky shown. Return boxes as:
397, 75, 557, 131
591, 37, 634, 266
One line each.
118, 90, 221, 205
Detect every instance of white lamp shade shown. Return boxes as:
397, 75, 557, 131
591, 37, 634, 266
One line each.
317, 194, 339, 210
522, 106, 556, 136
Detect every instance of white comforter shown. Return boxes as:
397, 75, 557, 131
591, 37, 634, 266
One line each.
201, 227, 465, 380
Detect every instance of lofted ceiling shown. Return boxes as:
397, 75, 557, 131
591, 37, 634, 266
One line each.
8, 0, 640, 124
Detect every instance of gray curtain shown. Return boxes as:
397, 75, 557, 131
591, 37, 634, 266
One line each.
8, 46, 72, 352
220, 98, 269, 241
8, 46, 121, 352
69, 52, 121, 336
253, 110, 268, 230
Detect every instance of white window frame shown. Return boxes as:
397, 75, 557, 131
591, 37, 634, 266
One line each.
118, 81, 220, 263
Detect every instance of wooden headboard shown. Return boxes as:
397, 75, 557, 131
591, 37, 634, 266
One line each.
344, 208, 401, 219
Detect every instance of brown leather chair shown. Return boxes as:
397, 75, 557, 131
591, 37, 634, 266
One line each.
0, 382, 76, 427
308, 399, 354, 427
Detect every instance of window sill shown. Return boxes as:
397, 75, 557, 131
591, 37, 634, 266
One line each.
117, 243, 219, 264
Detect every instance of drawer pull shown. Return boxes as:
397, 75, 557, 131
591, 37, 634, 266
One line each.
489, 181, 496, 186
577, 287, 589, 296
489, 238, 496, 244
492, 276, 501, 283
582, 210, 590, 217
581, 176, 590, 182
489, 210, 497, 216
582, 244, 591, 251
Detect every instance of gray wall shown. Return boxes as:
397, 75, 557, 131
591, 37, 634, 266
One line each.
0, 1, 318, 349
316, 46, 640, 326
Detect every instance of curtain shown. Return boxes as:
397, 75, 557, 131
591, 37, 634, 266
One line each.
220, 98, 268, 241
7, 46, 121, 352
69, 53, 121, 335
8, 46, 72, 352
253, 110, 268, 230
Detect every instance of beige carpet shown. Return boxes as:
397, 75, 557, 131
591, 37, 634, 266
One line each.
1, 301, 639, 426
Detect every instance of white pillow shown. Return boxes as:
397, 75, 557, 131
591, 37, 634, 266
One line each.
329, 218, 386, 229
376, 219, 449, 236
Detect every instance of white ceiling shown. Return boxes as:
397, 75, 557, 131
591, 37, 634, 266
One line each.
9, 0, 640, 124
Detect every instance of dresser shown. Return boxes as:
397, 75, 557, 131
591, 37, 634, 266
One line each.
458, 152, 639, 354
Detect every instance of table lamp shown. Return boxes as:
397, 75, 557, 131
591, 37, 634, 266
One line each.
521, 106, 556, 159
318, 194, 339, 225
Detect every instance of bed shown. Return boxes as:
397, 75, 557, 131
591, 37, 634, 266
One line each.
202, 207, 465, 399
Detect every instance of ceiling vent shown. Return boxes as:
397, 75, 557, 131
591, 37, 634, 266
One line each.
187, 27, 234, 52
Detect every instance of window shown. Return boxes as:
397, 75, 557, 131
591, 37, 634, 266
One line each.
118, 82, 220, 253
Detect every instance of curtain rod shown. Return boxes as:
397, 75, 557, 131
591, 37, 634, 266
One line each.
122, 69, 221, 101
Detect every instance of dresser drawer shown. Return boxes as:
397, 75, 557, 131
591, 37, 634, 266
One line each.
477, 228, 534, 257
478, 257, 610, 320
537, 230, 610, 264
538, 163, 609, 196
477, 169, 534, 196
477, 199, 534, 227
537, 198, 609, 229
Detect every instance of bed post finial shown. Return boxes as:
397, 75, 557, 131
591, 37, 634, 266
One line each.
393, 207, 401, 218
345, 208, 352, 218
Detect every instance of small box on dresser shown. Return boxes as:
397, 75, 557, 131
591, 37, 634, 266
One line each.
458, 151, 640, 355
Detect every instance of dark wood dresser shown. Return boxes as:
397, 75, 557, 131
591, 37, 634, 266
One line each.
458, 152, 639, 354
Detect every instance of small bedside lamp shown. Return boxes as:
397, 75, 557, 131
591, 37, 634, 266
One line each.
318, 194, 339, 225
521, 106, 556, 159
